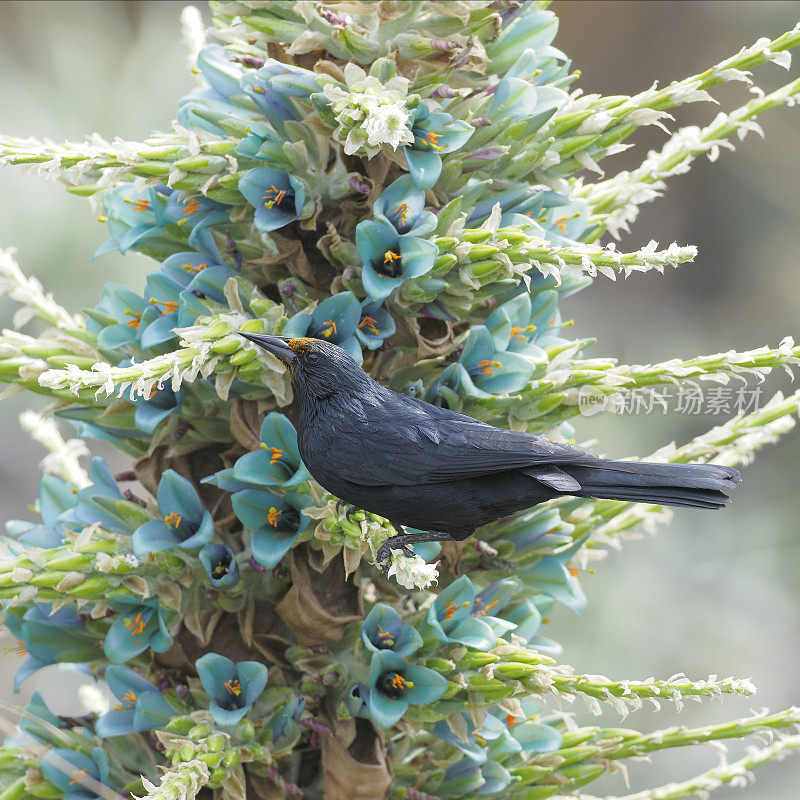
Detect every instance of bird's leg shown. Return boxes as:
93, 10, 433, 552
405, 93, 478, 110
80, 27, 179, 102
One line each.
376, 527, 455, 565
335, 499, 359, 522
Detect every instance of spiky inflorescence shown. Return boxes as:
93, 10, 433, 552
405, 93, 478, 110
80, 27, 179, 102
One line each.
0, 3, 798, 800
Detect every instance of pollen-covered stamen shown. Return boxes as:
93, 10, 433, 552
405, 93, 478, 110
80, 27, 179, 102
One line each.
380, 249, 403, 277
320, 320, 337, 338
375, 624, 395, 649
262, 184, 288, 209
358, 315, 380, 336
124, 310, 143, 330
394, 203, 410, 228
212, 559, 230, 579
444, 599, 471, 619
224, 678, 242, 696
268, 446, 284, 465
472, 599, 499, 617
5, 641, 26, 657
267, 507, 282, 527
182, 197, 201, 217
68, 769, 88, 786
124, 612, 146, 636
181, 262, 208, 274
475, 359, 503, 376
148, 298, 180, 315
125, 197, 151, 214
505, 713, 520, 727
164, 512, 182, 529
568, 566, 580, 577
418, 130, 444, 152
378, 670, 414, 698
510, 324, 537, 340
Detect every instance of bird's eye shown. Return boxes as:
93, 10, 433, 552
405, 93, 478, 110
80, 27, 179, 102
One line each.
304, 351, 319, 365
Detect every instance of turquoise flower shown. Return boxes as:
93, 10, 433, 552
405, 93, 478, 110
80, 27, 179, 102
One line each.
41, 747, 111, 800
199, 544, 240, 588
520, 534, 590, 614
159, 230, 237, 305
504, 596, 562, 656
6, 474, 73, 549
165, 191, 229, 235
426, 576, 496, 650
236, 121, 291, 167
103, 595, 174, 664
269, 692, 305, 752
283, 291, 363, 362
355, 300, 395, 350
404, 106, 473, 188
233, 412, 312, 490
4, 606, 96, 690
57, 457, 127, 533
367, 651, 448, 728
457, 325, 541, 395
95, 665, 174, 738
88, 283, 149, 351
485, 290, 564, 355
231, 490, 309, 568
372, 175, 437, 237
132, 469, 214, 557
240, 60, 317, 134
355, 218, 438, 302
361, 603, 422, 657
196, 652, 269, 727
239, 167, 306, 233
94, 185, 169, 257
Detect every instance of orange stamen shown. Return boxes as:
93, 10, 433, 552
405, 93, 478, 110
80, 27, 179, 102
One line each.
390, 673, 413, 690
125, 310, 142, 330
394, 203, 410, 228
224, 678, 242, 696
477, 359, 502, 376
267, 507, 282, 527
181, 262, 208, 274
68, 769, 88, 786
473, 599, 499, 617
125, 612, 146, 636
129, 197, 151, 214
262, 185, 287, 209
320, 320, 337, 338
182, 197, 201, 217
358, 316, 379, 335
505, 713, 520, 727
269, 447, 284, 465
164, 512, 182, 529
383, 249, 401, 264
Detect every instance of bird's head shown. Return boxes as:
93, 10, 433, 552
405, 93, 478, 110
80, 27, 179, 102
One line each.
238, 333, 370, 402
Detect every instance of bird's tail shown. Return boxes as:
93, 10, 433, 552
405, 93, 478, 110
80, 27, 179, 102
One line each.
566, 460, 741, 509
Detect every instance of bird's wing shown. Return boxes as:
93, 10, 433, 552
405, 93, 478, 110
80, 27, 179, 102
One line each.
329, 389, 599, 487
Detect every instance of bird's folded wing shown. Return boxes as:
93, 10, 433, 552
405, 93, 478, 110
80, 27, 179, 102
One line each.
329, 410, 599, 487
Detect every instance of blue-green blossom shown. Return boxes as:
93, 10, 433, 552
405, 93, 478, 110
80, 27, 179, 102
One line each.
282, 291, 363, 361
41, 747, 111, 800
132, 469, 214, 557
199, 544, 240, 588
196, 652, 268, 727
231, 490, 309, 568
95, 665, 174, 737
239, 167, 306, 232
367, 651, 448, 728
103, 596, 174, 664
6, 474, 73, 549
404, 107, 473, 188
426, 576, 497, 649
361, 603, 422, 657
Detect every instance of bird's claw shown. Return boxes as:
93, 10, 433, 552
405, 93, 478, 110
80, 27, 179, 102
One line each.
335, 499, 358, 522
376, 540, 415, 568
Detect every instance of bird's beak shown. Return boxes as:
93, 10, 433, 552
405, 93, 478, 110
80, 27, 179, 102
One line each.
238, 332, 297, 366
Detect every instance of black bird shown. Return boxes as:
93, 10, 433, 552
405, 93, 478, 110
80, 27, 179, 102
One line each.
239, 334, 741, 565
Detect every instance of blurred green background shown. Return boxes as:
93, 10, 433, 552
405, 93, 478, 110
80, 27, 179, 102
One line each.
0, 1, 798, 797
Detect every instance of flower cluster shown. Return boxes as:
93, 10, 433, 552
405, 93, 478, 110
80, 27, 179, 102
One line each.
0, 4, 798, 800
